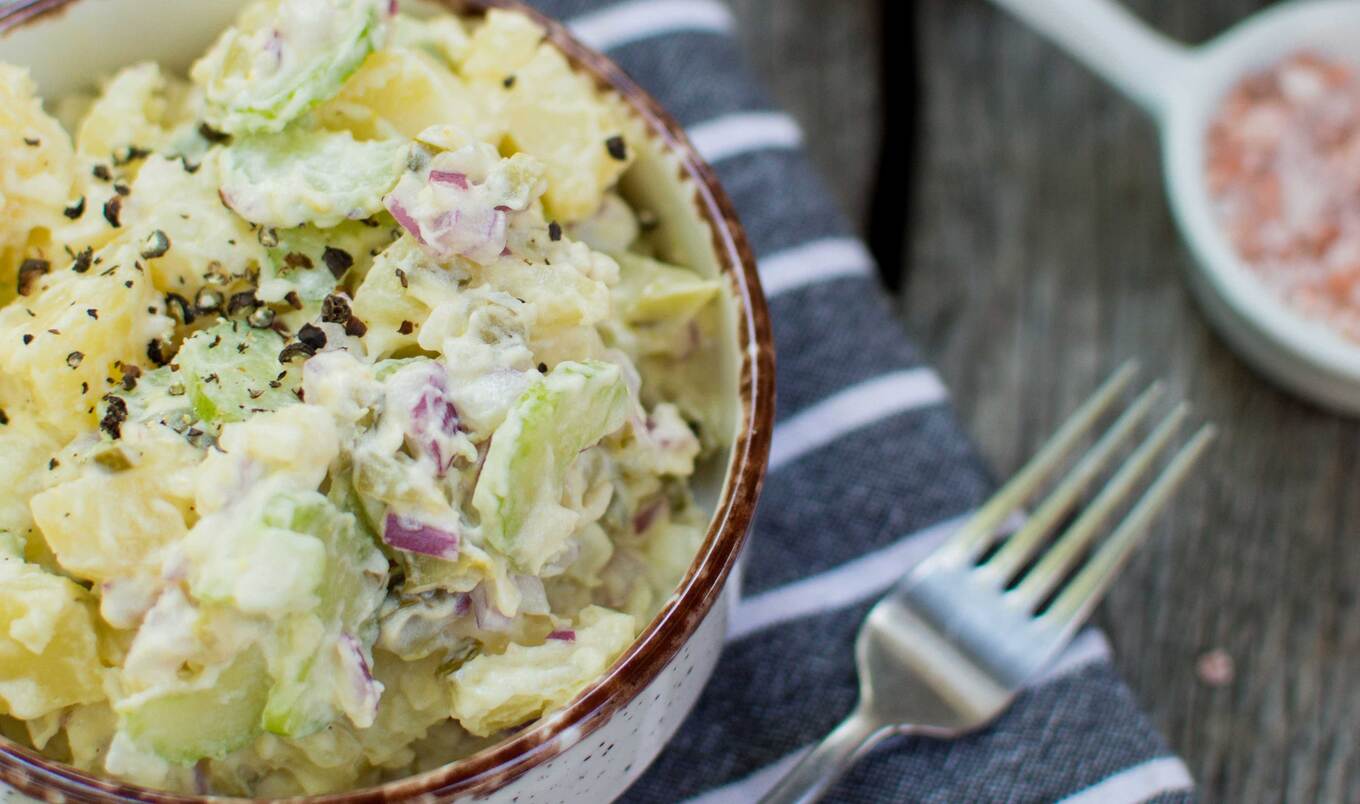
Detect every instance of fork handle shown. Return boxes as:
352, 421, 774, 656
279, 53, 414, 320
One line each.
759, 706, 893, 804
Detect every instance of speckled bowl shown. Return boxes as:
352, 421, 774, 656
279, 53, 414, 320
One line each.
0, 0, 775, 800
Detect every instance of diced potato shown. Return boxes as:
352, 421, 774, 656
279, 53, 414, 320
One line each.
30, 425, 202, 583
391, 13, 470, 67
472, 246, 613, 333
66, 702, 118, 772
0, 554, 105, 719
121, 153, 266, 294
459, 9, 543, 80
450, 606, 634, 737
352, 235, 466, 358
0, 64, 77, 299
497, 44, 634, 221
567, 192, 640, 254
0, 413, 61, 544
75, 62, 196, 162
637, 503, 707, 610
248, 726, 368, 795
193, 405, 340, 516
353, 652, 449, 768
318, 47, 503, 143
607, 252, 721, 358
0, 242, 175, 440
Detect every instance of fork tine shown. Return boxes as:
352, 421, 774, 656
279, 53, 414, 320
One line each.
978, 381, 1164, 585
1042, 425, 1217, 635
1007, 402, 1190, 610
939, 361, 1139, 564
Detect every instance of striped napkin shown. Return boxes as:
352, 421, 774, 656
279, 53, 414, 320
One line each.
532, 1, 1199, 801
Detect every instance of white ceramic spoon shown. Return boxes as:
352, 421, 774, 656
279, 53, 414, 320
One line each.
989, 0, 1360, 415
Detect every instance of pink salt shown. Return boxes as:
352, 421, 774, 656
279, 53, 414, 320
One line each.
1206, 52, 1360, 341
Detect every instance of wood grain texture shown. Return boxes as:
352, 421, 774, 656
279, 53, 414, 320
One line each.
730, 0, 1359, 800
907, 1, 1360, 801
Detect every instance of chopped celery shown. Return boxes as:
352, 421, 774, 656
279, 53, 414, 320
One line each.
259, 219, 399, 305
473, 361, 630, 572
194, 0, 392, 134
187, 498, 327, 617
120, 647, 270, 764
173, 321, 299, 428
220, 127, 408, 228
96, 366, 194, 441
612, 253, 720, 326
257, 491, 387, 738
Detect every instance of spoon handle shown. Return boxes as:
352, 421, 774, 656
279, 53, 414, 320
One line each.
985, 0, 1192, 116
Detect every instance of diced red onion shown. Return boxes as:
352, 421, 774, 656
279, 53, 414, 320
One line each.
432, 208, 461, 232
633, 498, 666, 535
454, 592, 472, 616
513, 574, 550, 616
407, 365, 460, 475
429, 170, 469, 189
264, 29, 284, 68
338, 633, 382, 728
470, 584, 511, 632
388, 0, 399, 15
486, 209, 506, 238
385, 196, 425, 244
547, 630, 576, 642
340, 634, 375, 683
678, 320, 703, 360
383, 512, 460, 560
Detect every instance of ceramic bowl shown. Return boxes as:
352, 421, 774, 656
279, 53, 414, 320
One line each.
992, 0, 1360, 414
0, 0, 775, 800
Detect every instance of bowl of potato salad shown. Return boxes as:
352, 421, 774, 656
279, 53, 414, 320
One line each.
0, 0, 773, 800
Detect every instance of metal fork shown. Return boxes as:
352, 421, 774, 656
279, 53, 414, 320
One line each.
760, 363, 1216, 804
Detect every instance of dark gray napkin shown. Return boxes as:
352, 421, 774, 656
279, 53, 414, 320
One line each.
526, 1, 1197, 801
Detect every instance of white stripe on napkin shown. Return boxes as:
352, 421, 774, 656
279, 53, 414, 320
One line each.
759, 236, 875, 298
769, 368, 948, 471
688, 112, 804, 164
727, 512, 967, 640
1057, 757, 1195, 804
686, 750, 805, 804
568, 0, 734, 51
684, 633, 1121, 804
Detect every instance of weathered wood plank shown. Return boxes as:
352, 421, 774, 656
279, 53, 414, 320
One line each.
906, 1, 1360, 801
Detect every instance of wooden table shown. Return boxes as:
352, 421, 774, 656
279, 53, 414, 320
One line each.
727, 0, 1359, 800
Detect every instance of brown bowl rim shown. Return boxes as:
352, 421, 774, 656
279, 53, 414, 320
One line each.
0, 0, 776, 801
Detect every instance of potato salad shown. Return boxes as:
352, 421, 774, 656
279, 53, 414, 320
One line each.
0, 0, 722, 795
